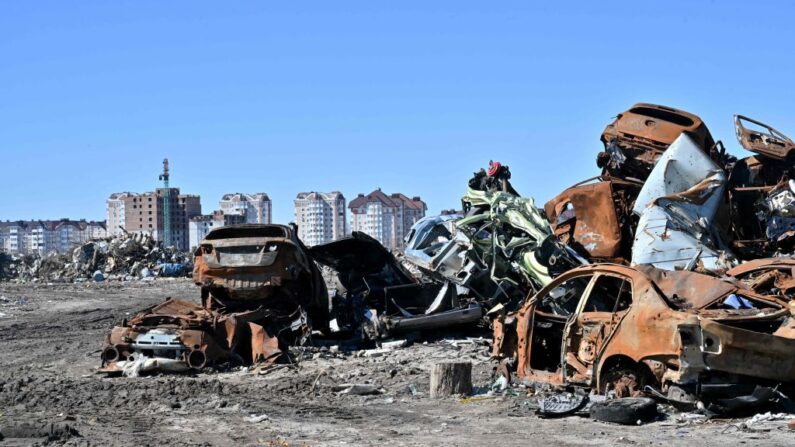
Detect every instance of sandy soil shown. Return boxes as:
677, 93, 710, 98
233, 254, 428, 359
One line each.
0, 279, 793, 446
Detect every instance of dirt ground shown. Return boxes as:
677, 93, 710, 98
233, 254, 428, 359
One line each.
1, 280, 793, 446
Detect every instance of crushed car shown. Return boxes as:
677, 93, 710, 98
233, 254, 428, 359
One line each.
401, 162, 585, 315
101, 224, 328, 374
312, 231, 484, 340
729, 115, 795, 258
492, 263, 795, 406
544, 176, 641, 264
597, 103, 726, 182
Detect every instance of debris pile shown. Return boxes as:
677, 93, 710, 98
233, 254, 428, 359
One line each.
96, 102, 795, 424
0, 231, 192, 283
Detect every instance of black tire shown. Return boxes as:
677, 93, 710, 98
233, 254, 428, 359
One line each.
589, 397, 658, 425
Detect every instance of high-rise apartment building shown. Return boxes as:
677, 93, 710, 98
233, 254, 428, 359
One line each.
349, 189, 427, 250
219, 193, 272, 224
293, 191, 346, 246
105, 188, 201, 251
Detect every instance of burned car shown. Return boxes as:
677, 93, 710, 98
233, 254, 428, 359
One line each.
101, 224, 327, 375
729, 116, 795, 258
727, 257, 795, 300
312, 231, 483, 339
493, 264, 795, 404
598, 103, 723, 182
193, 224, 329, 332
100, 299, 282, 375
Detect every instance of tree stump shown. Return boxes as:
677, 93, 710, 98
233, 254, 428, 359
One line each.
430, 361, 472, 398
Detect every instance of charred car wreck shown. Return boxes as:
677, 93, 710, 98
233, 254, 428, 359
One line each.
101, 224, 327, 374
492, 264, 795, 405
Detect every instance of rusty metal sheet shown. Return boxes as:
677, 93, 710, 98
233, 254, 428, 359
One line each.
544, 177, 639, 262
631, 133, 734, 273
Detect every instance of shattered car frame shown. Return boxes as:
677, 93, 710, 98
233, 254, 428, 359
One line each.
544, 176, 641, 263
493, 264, 795, 402
101, 224, 328, 374
100, 299, 282, 375
312, 231, 483, 339
598, 103, 719, 181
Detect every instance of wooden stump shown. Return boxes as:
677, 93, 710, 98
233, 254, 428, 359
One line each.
430, 362, 472, 398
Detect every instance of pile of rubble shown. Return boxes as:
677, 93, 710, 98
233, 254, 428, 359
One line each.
0, 231, 192, 283
96, 102, 795, 420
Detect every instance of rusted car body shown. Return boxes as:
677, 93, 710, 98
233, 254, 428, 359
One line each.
727, 258, 795, 299
312, 231, 483, 339
100, 299, 281, 375
598, 103, 718, 181
493, 264, 795, 402
193, 224, 328, 329
729, 116, 795, 258
101, 224, 327, 374
544, 176, 640, 263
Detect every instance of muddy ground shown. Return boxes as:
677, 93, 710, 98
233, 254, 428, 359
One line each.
0, 280, 793, 446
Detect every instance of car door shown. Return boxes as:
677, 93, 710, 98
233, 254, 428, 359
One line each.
563, 273, 632, 385
519, 273, 595, 385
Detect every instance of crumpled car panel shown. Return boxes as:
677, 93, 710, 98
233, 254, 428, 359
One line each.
631, 133, 735, 273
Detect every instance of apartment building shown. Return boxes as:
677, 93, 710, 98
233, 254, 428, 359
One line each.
0, 219, 108, 254
219, 193, 272, 224
105, 188, 201, 251
349, 189, 427, 250
188, 211, 246, 250
293, 191, 346, 246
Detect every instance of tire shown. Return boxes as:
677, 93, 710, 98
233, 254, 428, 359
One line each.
589, 397, 658, 425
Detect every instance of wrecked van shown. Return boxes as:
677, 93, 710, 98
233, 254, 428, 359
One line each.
493, 264, 795, 403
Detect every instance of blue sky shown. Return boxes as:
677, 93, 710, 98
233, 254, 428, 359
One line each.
1, 1, 794, 223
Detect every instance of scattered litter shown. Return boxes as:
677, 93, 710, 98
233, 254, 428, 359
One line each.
333, 384, 383, 395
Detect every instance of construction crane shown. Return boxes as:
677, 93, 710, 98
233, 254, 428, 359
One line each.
159, 158, 171, 247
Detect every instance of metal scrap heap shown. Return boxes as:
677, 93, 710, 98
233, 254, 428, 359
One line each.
96, 102, 795, 416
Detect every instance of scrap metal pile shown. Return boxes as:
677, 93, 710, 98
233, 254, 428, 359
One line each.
99, 102, 795, 415
0, 230, 192, 282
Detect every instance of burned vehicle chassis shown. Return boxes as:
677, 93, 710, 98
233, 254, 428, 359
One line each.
493, 264, 795, 404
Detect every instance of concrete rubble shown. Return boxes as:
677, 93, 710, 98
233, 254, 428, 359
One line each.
0, 230, 192, 283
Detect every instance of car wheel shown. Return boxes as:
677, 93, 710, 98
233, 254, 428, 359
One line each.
589, 397, 658, 425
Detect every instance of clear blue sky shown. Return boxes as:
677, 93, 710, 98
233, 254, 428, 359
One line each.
2, 1, 794, 224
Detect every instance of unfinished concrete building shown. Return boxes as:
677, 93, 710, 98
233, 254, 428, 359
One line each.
105, 189, 201, 251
